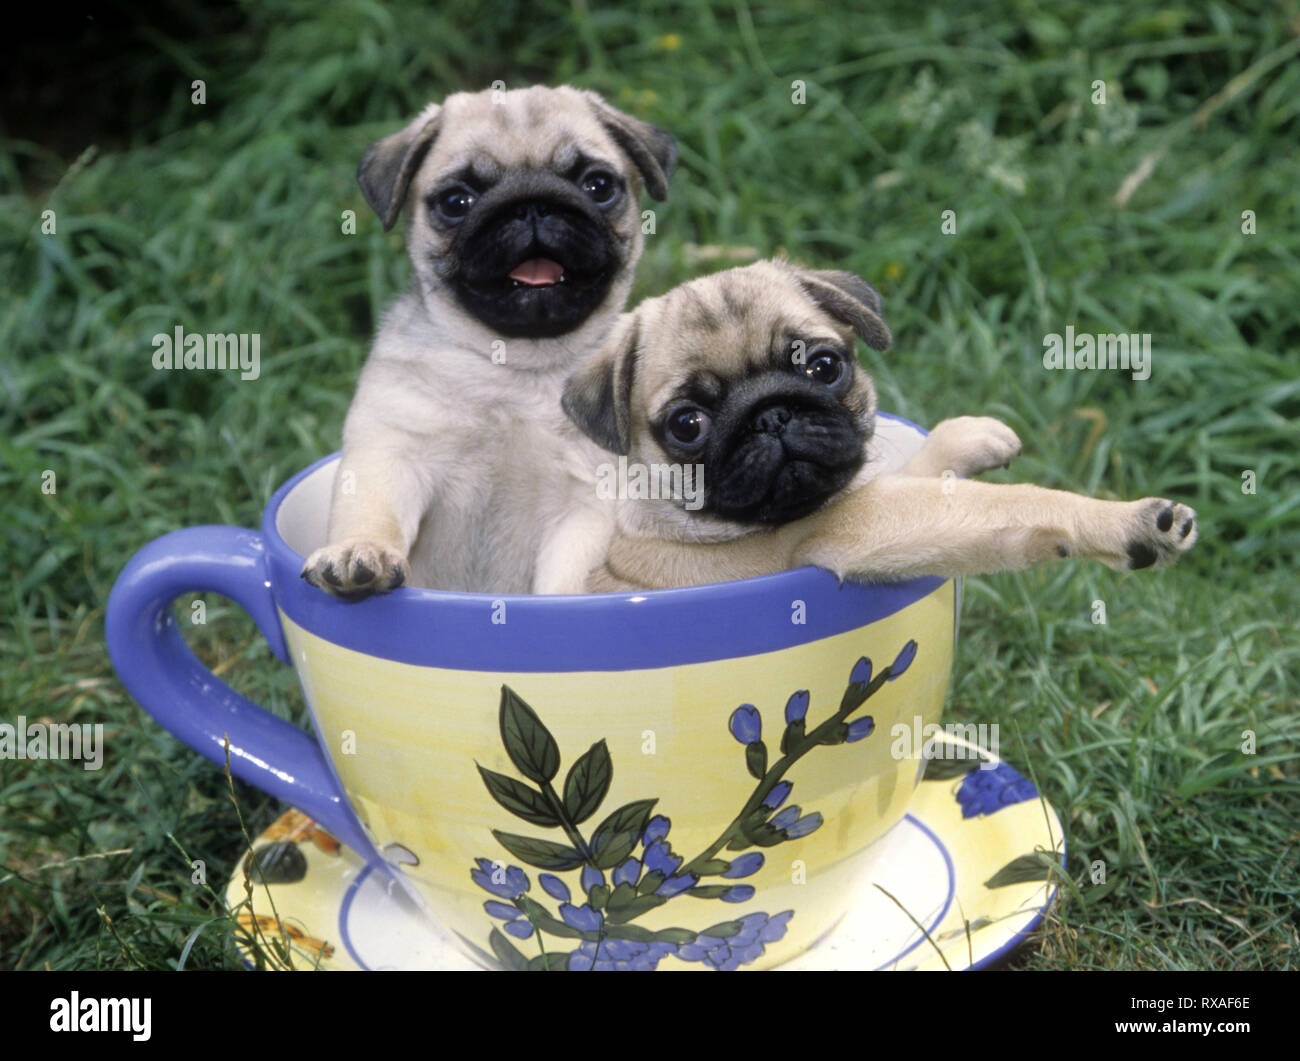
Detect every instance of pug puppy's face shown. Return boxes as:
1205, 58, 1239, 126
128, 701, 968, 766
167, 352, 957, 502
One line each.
358, 86, 676, 341
563, 260, 893, 534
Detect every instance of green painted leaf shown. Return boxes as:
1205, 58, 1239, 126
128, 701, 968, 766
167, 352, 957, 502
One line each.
605, 923, 654, 942
588, 884, 610, 911
748, 823, 787, 848
984, 853, 1054, 889
589, 798, 657, 869
602, 894, 667, 924
528, 952, 570, 971
476, 764, 561, 826
701, 919, 743, 938
604, 881, 639, 911
651, 927, 698, 944
841, 670, 888, 714
562, 739, 612, 825
491, 829, 584, 871
739, 811, 785, 848
780, 719, 805, 755
499, 685, 560, 785
530, 919, 587, 940
695, 859, 731, 876
921, 757, 981, 781
746, 740, 768, 780
637, 869, 667, 895
489, 927, 530, 971
515, 895, 588, 940
687, 884, 731, 899
728, 810, 770, 850
516, 894, 551, 926
840, 683, 869, 714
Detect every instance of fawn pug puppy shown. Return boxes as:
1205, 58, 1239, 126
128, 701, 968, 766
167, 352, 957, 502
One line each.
558, 259, 1197, 592
301, 85, 676, 596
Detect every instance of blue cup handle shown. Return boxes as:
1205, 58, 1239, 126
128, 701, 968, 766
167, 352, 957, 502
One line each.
106, 525, 374, 857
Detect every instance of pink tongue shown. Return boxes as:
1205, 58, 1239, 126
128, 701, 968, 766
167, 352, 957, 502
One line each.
508, 258, 564, 286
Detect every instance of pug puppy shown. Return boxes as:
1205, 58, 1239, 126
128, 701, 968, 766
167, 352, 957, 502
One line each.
301, 85, 676, 596
557, 259, 1197, 592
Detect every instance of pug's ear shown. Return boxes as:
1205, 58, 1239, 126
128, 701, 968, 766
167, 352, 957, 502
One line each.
562, 317, 640, 455
357, 105, 443, 231
793, 268, 891, 352
583, 92, 678, 202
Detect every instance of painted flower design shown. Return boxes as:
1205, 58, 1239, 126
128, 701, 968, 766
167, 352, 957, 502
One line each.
729, 705, 761, 743
471, 858, 534, 938
467, 641, 919, 970
569, 938, 678, 971
675, 911, 795, 970
956, 761, 1037, 818
471, 858, 528, 899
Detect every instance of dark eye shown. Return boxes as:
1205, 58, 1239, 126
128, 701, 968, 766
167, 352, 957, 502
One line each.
665, 405, 712, 449
579, 169, 620, 205
433, 186, 476, 222
803, 348, 848, 388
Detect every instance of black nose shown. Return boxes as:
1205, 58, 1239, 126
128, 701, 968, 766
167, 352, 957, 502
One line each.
751, 404, 792, 436
509, 201, 553, 221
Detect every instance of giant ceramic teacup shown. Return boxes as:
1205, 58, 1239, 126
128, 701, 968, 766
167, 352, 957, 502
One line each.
106, 414, 956, 971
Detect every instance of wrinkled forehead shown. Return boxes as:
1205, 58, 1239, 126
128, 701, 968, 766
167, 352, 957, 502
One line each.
637, 267, 850, 405
424, 88, 618, 182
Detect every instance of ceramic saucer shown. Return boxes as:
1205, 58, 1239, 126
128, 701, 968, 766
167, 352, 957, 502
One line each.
224, 733, 1064, 971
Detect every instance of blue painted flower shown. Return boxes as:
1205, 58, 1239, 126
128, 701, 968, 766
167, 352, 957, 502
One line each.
719, 884, 755, 903
642, 815, 670, 847
482, 899, 535, 939
784, 690, 810, 724
784, 812, 823, 839
632, 818, 699, 897
729, 704, 762, 744
612, 857, 642, 888
770, 805, 802, 831
762, 781, 793, 809
722, 852, 764, 878
470, 858, 529, 899
483, 900, 520, 920
538, 873, 570, 902
850, 657, 873, 686
888, 640, 918, 680
560, 902, 603, 932
580, 865, 604, 894
568, 938, 678, 971
768, 804, 823, 839
846, 716, 875, 742
643, 839, 682, 879
956, 761, 1037, 818
675, 910, 794, 970
657, 873, 698, 898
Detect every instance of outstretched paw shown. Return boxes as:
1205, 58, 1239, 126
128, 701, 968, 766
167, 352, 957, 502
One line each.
1122, 499, 1198, 570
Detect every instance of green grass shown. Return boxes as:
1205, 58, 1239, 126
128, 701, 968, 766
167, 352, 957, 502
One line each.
2, 0, 1297, 970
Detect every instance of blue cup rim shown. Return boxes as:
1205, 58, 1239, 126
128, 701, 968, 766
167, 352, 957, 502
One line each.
260, 412, 950, 671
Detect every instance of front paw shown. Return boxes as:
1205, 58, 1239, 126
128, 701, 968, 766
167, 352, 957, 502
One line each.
301, 540, 410, 599
926, 416, 1022, 477
1120, 499, 1198, 571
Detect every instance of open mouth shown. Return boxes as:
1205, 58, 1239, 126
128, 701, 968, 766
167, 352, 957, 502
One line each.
507, 258, 566, 288
450, 208, 616, 337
